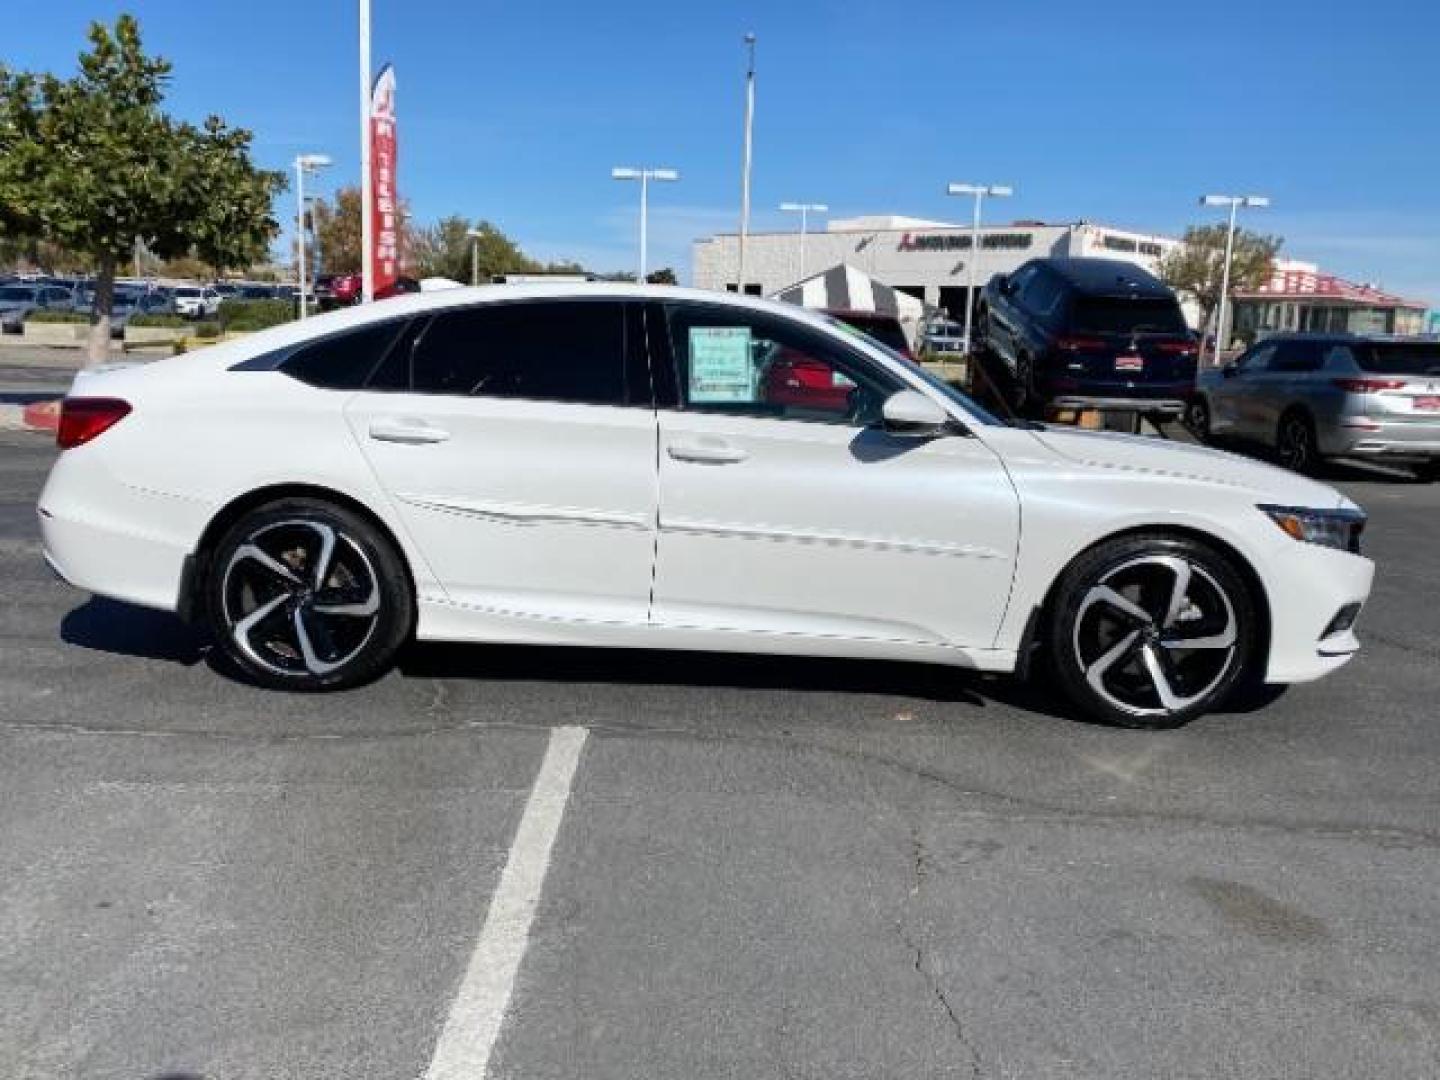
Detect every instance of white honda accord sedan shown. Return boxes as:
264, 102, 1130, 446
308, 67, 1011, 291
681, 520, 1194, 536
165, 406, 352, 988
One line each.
38, 285, 1373, 727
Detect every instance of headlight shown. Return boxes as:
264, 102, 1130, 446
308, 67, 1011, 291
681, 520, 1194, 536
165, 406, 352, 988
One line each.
1258, 504, 1366, 553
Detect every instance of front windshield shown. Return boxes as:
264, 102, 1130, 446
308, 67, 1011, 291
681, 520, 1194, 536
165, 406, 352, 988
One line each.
822, 313, 1003, 426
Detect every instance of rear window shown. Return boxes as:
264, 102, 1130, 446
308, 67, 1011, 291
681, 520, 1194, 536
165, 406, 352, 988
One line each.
830, 313, 911, 354
1354, 342, 1440, 376
1072, 296, 1186, 335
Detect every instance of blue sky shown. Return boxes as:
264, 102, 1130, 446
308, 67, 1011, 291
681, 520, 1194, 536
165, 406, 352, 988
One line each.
9, 1, 1439, 301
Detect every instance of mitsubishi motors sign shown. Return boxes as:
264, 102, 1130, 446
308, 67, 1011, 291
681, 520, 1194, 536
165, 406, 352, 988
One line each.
369, 64, 399, 295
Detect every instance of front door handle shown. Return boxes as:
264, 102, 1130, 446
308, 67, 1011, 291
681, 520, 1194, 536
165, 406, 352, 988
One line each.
667, 439, 748, 465
368, 418, 451, 445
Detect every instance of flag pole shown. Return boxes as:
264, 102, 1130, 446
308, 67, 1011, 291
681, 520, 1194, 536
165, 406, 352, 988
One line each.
359, 0, 374, 303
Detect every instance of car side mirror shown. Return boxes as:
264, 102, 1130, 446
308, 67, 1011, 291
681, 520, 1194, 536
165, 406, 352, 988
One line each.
999, 276, 1013, 296
1221, 361, 1239, 378
880, 390, 950, 437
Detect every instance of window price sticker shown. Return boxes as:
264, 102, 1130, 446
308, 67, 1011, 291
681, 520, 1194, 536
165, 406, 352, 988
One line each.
689, 327, 755, 403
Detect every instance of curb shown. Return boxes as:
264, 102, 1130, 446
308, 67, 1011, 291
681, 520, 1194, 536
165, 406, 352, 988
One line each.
0, 399, 61, 434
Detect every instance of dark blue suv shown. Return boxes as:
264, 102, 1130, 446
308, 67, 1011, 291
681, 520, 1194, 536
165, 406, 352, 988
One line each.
977, 257, 1197, 418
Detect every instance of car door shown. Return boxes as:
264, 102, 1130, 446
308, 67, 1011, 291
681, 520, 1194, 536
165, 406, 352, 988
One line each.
651, 301, 1020, 647
1265, 339, 1325, 432
1209, 342, 1276, 438
342, 298, 659, 624
988, 263, 1037, 368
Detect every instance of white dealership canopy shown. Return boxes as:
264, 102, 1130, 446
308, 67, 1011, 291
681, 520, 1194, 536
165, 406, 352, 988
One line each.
771, 263, 927, 345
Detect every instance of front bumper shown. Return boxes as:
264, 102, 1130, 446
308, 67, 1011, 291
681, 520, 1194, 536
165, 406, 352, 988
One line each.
1260, 540, 1375, 684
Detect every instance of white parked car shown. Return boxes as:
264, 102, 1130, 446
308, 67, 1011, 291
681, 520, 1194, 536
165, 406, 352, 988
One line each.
171, 285, 221, 319
38, 285, 1374, 727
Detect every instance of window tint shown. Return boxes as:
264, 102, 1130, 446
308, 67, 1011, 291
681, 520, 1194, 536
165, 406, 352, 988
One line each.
284, 319, 411, 390
829, 312, 911, 354
1239, 343, 1277, 372
665, 303, 898, 426
402, 300, 629, 404
1072, 296, 1186, 334
1270, 340, 1324, 373
1354, 342, 1440, 375
1020, 271, 1065, 321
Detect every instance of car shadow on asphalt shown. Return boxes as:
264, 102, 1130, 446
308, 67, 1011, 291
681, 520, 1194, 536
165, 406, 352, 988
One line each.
396, 641, 1040, 711
60, 596, 209, 666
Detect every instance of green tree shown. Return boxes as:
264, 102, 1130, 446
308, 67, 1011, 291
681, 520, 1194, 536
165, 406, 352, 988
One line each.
0, 15, 284, 363
311, 186, 363, 275
1159, 224, 1282, 349
411, 217, 541, 284
645, 267, 678, 285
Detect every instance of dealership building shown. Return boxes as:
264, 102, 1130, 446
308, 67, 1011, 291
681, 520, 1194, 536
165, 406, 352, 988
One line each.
692, 215, 1184, 319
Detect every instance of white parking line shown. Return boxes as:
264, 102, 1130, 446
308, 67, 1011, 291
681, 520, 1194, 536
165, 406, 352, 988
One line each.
425, 725, 589, 1080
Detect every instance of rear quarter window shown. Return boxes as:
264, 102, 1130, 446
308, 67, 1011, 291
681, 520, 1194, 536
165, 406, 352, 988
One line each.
281, 319, 412, 390
1354, 343, 1440, 376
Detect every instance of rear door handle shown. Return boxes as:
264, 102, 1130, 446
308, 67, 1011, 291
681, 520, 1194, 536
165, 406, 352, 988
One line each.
368, 418, 451, 445
667, 439, 748, 465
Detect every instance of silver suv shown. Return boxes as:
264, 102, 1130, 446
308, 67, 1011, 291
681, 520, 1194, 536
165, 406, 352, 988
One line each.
1193, 334, 1440, 480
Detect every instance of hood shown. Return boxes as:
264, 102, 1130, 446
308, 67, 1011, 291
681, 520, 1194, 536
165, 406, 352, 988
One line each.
1031, 426, 1353, 510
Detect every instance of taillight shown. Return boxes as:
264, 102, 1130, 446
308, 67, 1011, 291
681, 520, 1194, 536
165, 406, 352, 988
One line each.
1332, 378, 1406, 393
1056, 336, 1105, 351
57, 397, 131, 449
1154, 341, 1198, 355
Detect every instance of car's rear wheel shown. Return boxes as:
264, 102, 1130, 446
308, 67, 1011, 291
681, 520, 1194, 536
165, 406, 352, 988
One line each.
205, 498, 413, 691
1276, 410, 1319, 474
1047, 534, 1257, 728
1184, 396, 1211, 442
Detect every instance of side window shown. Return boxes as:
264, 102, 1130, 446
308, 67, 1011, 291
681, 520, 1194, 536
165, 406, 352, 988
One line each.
1238, 343, 1277, 373
1006, 265, 1036, 298
284, 319, 412, 390
1020, 271, 1064, 322
1324, 345, 1357, 370
1271, 340, 1323, 373
665, 304, 899, 426
403, 300, 629, 405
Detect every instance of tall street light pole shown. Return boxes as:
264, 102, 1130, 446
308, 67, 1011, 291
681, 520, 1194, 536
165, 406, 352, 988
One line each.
736, 32, 756, 295
1200, 193, 1269, 366
294, 153, 333, 319
359, 0, 374, 304
613, 167, 679, 282
946, 182, 1013, 353
779, 202, 828, 283
466, 227, 483, 286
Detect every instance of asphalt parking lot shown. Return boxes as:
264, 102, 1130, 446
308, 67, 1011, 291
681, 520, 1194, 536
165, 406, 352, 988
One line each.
3, 427, 1439, 1079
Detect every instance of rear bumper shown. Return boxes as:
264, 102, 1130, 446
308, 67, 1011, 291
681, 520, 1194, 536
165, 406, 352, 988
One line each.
1327, 420, 1440, 461
40, 505, 189, 613
1050, 395, 1188, 415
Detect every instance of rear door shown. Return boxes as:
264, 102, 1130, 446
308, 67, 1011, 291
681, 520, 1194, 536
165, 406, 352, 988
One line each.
343, 298, 659, 624
1256, 339, 1325, 434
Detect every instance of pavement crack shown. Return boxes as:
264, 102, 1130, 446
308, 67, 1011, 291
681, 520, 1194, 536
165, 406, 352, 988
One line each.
897, 925, 983, 1078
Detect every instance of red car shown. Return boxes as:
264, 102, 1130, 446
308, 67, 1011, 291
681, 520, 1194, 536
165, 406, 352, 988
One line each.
759, 348, 856, 413
324, 273, 420, 309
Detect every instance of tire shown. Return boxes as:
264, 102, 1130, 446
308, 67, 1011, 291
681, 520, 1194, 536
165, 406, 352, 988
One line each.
1184, 396, 1211, 443
1045, 533, 1258, 729
204, 497, 414, 691
1276, 410, 1320, 474
1012, 352, 1041, 418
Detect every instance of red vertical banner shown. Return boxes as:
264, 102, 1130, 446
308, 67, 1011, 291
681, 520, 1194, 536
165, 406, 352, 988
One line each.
369, 64, 399, 296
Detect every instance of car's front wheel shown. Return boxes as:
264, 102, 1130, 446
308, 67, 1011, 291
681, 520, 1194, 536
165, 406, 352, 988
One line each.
1046, 534, 1257, 728
205, 498, 414, 691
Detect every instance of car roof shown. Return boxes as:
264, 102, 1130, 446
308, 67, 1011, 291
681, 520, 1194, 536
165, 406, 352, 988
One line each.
186, 283, 856, 370
1035, 257, 1171, 297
